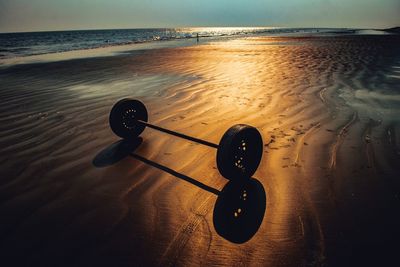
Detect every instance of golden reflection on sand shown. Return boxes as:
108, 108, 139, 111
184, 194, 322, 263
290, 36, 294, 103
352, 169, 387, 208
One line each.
1, 34, 400, 266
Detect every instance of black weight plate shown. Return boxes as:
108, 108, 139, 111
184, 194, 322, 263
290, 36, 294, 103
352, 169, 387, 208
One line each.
213, 178, 266, 243
109, 98, 148, 139
216, 124, 263, 180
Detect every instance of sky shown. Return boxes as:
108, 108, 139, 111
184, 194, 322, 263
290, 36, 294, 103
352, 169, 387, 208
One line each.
0, 0, 399, 32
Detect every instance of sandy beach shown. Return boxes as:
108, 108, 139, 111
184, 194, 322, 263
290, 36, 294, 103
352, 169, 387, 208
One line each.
1, 34, 400, 266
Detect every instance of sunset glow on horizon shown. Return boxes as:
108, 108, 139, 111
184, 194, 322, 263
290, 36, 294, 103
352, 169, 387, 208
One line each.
1, 0, 399, 33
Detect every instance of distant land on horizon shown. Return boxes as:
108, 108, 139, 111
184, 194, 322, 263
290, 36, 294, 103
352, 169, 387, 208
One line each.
384, 26, 400, 33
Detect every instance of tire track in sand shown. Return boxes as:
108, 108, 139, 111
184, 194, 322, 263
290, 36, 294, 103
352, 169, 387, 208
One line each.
158, 192, 215, 267
329, 112, 358, 170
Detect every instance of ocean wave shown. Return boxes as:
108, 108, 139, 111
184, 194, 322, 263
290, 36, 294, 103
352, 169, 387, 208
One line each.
0, 27, 358, 59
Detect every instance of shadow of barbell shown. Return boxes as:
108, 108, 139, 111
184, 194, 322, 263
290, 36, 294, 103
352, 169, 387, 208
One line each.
93, 138, 266, 243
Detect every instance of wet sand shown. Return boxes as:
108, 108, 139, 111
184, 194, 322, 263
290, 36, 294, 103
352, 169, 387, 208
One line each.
1, 35, 400, 266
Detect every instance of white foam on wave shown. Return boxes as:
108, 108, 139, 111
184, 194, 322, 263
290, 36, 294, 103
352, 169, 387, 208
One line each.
356, 29, 389, 35
387, 65, 400, 78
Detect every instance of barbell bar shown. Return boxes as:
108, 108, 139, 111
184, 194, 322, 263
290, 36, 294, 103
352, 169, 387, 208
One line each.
109, 98, 263, 180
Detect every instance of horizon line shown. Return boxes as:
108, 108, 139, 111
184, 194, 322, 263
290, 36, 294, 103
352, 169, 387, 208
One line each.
1, 25, 397, 34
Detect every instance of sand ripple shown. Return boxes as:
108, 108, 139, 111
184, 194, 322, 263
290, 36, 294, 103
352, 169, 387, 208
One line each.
1, 35, 400, 266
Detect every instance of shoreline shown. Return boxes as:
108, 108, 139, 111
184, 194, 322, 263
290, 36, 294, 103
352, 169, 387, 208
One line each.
1, 28, 395, 68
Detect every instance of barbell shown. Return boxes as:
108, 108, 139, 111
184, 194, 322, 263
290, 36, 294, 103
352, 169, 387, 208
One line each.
109, 98, 263, 180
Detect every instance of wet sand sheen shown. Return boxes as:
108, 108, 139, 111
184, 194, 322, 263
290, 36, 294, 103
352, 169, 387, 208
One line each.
0, 35, 400, 266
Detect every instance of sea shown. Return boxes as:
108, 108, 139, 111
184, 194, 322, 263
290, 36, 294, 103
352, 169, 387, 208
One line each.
0, 27, 362, 59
